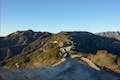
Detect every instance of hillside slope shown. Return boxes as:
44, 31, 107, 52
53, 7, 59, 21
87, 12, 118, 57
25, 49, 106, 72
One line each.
0, 31, 120, 74
0, 30, 120, 74
0, 59, 120, 80
0, 30, 52, 62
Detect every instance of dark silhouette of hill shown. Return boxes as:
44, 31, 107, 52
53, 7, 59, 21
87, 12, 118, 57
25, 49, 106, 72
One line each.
67, 31, 120, 55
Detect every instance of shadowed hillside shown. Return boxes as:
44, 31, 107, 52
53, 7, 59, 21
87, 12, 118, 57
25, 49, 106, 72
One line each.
0, 30, 120, 79
1, 0, 120, 79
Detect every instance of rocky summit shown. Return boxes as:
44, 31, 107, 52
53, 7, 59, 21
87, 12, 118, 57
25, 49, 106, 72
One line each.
0, 30, 120, 80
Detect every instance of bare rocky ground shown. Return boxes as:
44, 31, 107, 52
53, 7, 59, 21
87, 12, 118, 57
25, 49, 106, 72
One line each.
0, 58, 120, 80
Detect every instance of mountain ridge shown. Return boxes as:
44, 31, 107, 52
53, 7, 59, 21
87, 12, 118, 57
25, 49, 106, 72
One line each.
0, 30, 120, 75
97, 31, 120, 40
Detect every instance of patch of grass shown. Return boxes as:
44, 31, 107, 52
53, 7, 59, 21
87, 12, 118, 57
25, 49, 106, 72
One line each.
88, 50, 120, 73
4, 41, 61, 68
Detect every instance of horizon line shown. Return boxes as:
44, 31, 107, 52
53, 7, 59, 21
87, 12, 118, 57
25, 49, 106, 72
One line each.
0, 29, 120, 37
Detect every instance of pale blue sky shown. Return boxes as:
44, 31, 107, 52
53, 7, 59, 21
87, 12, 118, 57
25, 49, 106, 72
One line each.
0, 0, 120, 36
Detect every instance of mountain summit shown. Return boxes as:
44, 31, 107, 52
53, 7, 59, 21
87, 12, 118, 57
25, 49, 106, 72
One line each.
0, 30, 120, 80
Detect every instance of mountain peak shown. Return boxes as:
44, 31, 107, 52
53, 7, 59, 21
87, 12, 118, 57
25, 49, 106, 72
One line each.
97, 31, 120, 40
0, 30, 120, 76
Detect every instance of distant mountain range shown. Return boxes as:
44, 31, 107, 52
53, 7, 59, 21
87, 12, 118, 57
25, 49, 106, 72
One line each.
0, 30, 120, 80
97, 31, 120, 40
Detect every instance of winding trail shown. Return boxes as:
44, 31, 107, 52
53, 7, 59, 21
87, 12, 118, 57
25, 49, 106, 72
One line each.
52, 45, 101, 71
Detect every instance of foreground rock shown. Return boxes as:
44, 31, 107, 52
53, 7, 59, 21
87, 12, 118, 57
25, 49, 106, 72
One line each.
0, 59, 120, 80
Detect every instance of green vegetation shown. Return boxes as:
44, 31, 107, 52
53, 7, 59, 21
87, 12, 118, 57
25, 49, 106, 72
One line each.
4, 40, 61, 68
1, 31, 120, 74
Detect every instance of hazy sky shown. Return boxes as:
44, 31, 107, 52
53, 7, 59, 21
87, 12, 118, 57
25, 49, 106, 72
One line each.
1, 0, 120, 36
